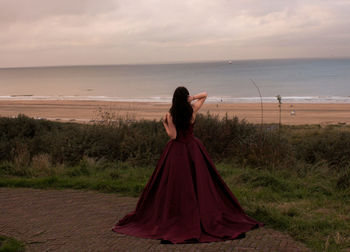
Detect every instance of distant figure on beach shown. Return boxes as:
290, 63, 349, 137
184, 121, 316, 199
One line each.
290, 104, 296, 116
112, 86, 263, 243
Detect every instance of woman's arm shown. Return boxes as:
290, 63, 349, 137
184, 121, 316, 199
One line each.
162, 112, 177, 139
189, 92, 207, 113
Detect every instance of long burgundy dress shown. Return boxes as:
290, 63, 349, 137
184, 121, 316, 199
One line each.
112, 122, 263, 243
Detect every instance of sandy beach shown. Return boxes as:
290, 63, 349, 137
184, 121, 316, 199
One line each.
0, 100, 349, 125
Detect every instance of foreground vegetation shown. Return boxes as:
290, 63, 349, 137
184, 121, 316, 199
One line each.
0, 235, 24, 252
0, 114, 350, 251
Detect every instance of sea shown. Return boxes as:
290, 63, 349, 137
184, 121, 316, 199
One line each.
1, 58, 350, 103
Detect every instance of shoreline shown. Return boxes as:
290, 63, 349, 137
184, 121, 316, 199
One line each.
0, 100, 349, 125
2, 95, 350, 104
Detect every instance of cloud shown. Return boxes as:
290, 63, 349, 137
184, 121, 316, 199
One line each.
0, 0, 117, 23
0, 0, 349, 67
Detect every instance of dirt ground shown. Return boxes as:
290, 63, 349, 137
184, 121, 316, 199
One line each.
0, 188, 310, 251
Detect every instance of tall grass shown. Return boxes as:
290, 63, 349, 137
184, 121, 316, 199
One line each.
1, 114, 350, 177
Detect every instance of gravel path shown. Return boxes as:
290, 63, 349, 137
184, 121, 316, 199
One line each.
0, 188, 310, 251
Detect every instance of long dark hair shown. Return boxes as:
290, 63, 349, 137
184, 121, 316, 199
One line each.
170, 86, 193, 131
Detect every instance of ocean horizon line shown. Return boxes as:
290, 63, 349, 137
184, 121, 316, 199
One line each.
1, 56, 350, 70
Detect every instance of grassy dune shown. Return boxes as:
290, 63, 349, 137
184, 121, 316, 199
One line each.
0, 114, 350, 251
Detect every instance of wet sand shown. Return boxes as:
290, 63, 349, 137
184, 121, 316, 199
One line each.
0, 100, 349, 125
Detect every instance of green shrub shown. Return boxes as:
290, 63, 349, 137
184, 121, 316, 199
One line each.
0, 235, 25, 252
0, 114, 349, 179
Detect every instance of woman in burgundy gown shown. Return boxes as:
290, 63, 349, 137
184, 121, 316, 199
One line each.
112, 86, 263, 244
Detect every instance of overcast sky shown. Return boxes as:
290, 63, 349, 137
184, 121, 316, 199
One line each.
1, 0, 350, 67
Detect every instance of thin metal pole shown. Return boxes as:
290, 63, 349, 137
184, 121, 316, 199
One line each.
250, 79, 264, 126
